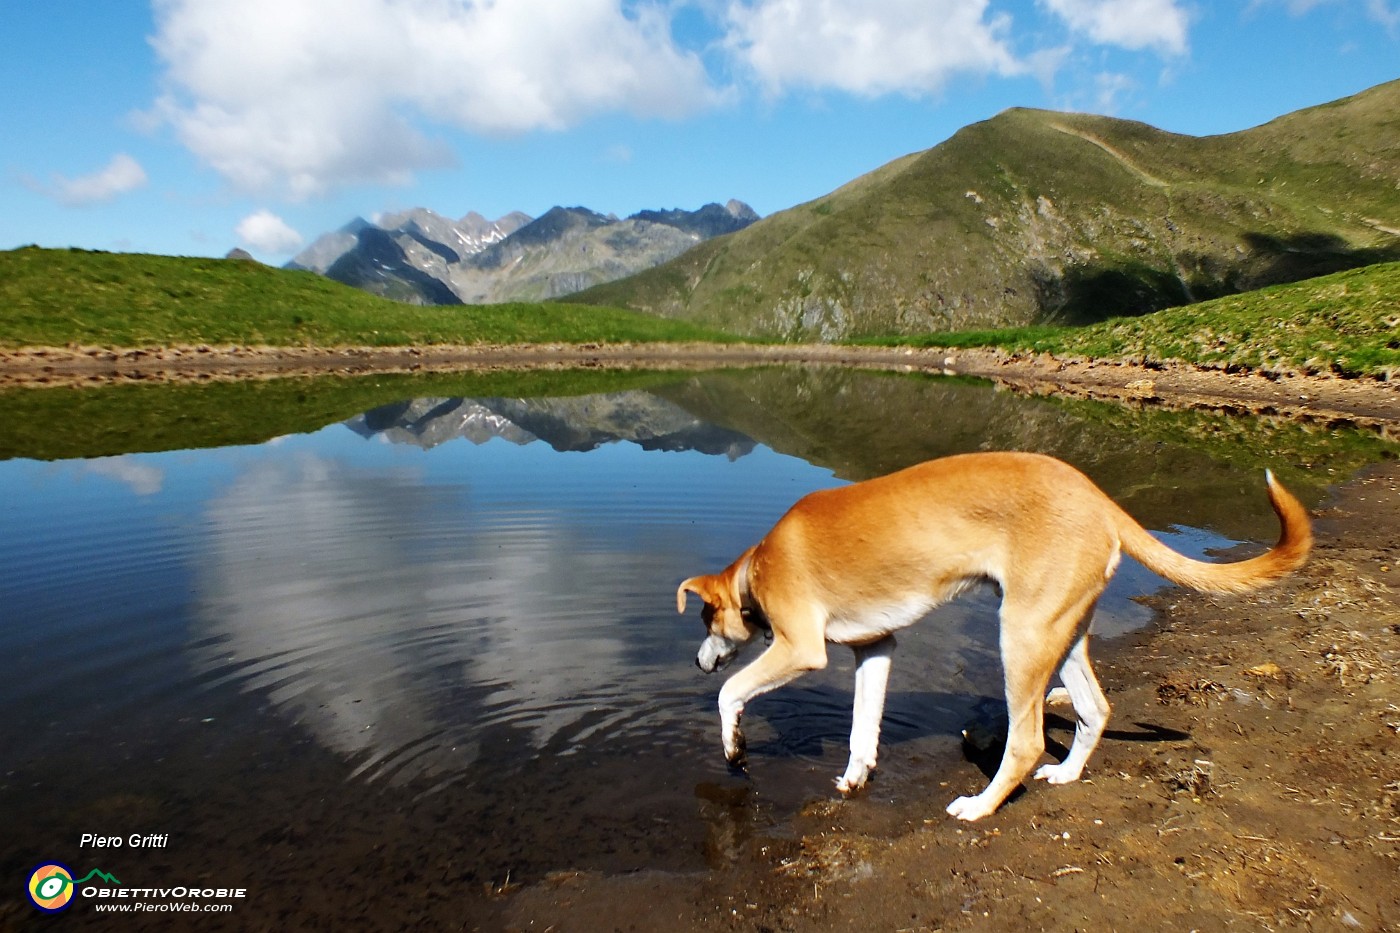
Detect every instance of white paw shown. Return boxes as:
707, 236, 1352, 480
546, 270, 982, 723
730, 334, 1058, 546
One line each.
945, 794, 995, 822
835, 760, 874, 795
1034, 762, 1081, 785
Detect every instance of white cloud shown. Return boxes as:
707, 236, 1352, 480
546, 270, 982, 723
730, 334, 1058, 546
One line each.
1365, 0, 1400, 30
1041, 0, 1190, 55
85, 457, 165, 496
601, 143, 634, 164
236, 209, 304, 255
148, 0, 1212, 202
1090, 71, 1138, 113
37, 153, 149, 207
150, 0, 718, 199
1247, 0, 1399, 32
1245, 0, 1338, 14
724, 0, 1024, 97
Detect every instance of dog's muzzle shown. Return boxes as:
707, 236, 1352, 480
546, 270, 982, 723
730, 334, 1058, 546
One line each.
696, 634, 738, 673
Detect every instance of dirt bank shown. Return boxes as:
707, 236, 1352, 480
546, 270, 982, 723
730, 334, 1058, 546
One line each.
495, 460, 1399, 932
2, 342, 1397, 434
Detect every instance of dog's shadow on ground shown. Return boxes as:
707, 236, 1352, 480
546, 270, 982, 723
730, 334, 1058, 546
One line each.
691, 688, 1192, 861
962, 711, 1192, 781
741, 687, 1190, 782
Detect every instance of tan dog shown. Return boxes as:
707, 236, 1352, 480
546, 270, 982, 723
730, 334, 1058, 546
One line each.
677, 451, 1311, 822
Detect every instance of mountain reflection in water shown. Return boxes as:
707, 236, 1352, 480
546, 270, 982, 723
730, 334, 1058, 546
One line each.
345, 392, 756, 458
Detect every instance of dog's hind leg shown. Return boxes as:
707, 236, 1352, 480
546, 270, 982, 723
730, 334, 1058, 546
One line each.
837, 636, 896, 794
947, 589, 1100, 822
1035, 631, 1110, 785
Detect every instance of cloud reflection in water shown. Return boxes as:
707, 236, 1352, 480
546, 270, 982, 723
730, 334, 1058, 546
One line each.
192, 394, 818, 789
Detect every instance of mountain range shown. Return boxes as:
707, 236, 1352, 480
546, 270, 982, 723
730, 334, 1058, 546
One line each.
289, 201, 759, 306
574, 79, 1400, 340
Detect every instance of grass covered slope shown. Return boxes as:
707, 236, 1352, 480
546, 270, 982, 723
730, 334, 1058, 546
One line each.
2, 247, 1394, 381
875, 261, 1400, 379
0, 247, 733, 349
574, 79, 1400, 340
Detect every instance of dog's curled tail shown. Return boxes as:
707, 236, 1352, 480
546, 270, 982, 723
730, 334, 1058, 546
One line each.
1113, 470, 1313, 595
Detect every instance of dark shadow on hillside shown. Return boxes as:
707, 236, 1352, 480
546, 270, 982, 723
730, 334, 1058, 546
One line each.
1033, 230, 1400, 325
1035, 262, 1190, 325
1239, 230, 1400, 286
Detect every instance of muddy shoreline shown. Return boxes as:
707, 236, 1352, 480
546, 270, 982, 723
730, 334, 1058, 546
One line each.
3, 342, 1397, 434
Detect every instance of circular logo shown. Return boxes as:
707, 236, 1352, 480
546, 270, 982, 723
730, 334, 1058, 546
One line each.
27, 863, 76, 913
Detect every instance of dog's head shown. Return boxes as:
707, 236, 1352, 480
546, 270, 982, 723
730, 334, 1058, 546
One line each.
677, 548, 762, 673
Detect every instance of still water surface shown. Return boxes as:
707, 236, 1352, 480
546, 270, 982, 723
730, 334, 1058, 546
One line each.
0, 366, 1382, 923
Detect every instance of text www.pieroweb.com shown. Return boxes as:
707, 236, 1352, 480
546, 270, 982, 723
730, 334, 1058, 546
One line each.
85, 886, 246, 914
93, 901, 236, 913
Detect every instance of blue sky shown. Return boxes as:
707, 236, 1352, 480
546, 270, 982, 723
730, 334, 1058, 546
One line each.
3, 1, 1397, 263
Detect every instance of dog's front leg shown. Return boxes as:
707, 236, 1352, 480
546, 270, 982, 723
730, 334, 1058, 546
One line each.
837, 637, 895, 794
717, 637, 827, 769
718, 692, 746, 767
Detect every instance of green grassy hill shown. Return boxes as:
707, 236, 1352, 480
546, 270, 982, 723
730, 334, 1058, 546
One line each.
0, 246, 731, 348
872, 260, 1400, 380
573, 79, 1400, 340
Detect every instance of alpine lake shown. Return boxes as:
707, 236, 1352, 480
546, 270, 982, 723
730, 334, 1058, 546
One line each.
1, 363, 1394, 926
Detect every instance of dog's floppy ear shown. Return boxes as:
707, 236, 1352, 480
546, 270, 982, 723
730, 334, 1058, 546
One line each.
677, 576, 710, 614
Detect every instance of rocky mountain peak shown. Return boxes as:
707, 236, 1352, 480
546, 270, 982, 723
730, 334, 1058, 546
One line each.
294, 199, 759, 305
726, 199, 759, 222
631, 202, 759, 238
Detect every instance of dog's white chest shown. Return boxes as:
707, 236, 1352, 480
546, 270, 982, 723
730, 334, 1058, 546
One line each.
824, 596, 935, 645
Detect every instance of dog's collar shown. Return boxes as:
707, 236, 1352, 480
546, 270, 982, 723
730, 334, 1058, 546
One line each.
740, 602, 770, 630
736, 551, 771, 634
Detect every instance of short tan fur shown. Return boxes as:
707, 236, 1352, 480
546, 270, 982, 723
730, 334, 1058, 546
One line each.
678, 451, 1311, 821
